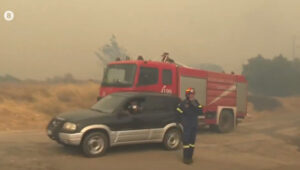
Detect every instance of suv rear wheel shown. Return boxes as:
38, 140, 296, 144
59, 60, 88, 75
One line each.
81, 131, 108, 157
163, 128, 181, 150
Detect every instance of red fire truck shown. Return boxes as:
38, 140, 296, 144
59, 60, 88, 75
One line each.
98, 59, 247, 132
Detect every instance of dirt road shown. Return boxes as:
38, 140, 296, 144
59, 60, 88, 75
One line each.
0, 112, 299, 170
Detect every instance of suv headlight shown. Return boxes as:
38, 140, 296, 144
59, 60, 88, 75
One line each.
62, 122, 77, 131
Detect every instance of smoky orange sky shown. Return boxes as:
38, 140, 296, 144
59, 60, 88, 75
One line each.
1, 0, 300, 80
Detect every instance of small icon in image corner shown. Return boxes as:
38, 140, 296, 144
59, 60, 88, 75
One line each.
4, 10, 14, 22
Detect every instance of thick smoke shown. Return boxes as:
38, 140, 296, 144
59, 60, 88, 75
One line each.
191, 63, 224, 73
95, 35, 129, 65
243, 54, 300, 97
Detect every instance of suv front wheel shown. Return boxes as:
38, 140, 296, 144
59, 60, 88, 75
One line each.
163, 128, 181, 150
81, 131, 108, 157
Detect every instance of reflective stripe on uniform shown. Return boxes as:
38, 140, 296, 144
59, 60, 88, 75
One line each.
183, 145, 190, 149
189, 144, 195, 147
198, 105, 203, 108
177, 108, 183, 113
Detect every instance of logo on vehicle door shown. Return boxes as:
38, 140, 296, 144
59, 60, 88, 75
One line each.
161, 85, 172, 94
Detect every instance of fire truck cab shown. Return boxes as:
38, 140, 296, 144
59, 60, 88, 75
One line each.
99, 60, 247, 132
100, 60, 177, 97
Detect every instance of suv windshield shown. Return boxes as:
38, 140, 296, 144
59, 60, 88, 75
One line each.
102, 64, 136, 87
91, 94, 126, 113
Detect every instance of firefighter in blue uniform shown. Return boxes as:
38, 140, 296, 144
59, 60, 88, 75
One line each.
177, 88, 203, 164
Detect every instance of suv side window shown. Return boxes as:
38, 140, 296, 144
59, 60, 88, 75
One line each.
162, 69, 172, 85
143, 96, 169, 113
124, 97, 145, 114
138, 67, 158, 86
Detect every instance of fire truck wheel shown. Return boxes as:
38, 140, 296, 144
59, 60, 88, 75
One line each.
217, 110, 234, 133
209, 124, 218, 131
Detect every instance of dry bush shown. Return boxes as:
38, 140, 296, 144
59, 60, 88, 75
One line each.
247, 95, 300, 116
0, 99, 50, 131
248, 95, 282, 112
0, 82, 99, 131
276, 96, 300, 113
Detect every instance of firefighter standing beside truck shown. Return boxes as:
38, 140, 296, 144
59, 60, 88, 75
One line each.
176, 88, 203, 164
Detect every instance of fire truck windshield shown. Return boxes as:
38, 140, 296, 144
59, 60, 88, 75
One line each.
102, 64, 137, 87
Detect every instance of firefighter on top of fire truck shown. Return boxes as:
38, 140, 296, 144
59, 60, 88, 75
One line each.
176, 88, 203, 164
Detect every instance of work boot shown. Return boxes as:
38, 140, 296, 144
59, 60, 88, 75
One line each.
188, 159, 194, 164
183, 158, 193, 165
183, 158, 189, 164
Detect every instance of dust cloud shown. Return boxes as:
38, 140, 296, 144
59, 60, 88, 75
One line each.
1, 0, 300, 79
